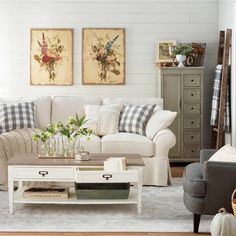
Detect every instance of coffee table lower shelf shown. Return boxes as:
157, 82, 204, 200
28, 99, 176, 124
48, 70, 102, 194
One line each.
14, 187, 138, 205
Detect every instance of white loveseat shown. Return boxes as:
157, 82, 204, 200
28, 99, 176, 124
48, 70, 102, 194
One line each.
0, 96, 176, 190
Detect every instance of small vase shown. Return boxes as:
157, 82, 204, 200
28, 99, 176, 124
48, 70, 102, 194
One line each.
176, 54, 186, 67
62, 136, 75, 157
48, 137, 56, 156
41, 143, 50, 156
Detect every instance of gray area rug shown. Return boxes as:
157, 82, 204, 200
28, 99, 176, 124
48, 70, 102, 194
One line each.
0, 178, 212, 232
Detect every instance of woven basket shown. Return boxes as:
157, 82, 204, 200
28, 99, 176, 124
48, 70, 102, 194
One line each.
231, 189, 236, 216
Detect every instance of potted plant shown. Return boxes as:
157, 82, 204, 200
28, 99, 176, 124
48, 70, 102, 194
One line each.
172, 43, 192, 67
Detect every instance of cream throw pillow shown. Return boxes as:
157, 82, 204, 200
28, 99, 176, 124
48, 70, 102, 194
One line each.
145, 109, 177, 140
85, 104, 123, 136
209, 144, 236, 162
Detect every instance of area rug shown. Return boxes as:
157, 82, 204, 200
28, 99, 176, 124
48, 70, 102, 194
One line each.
0, 178, 212, 232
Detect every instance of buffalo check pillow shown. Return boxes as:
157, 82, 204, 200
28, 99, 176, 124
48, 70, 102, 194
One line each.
119, 104, 156, 136
0, 102, 36, 134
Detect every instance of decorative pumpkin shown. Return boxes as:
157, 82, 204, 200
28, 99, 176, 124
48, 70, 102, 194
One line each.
211, 208, 236, 236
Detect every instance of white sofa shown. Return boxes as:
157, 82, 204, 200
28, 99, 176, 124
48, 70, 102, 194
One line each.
0, 96, 176, 190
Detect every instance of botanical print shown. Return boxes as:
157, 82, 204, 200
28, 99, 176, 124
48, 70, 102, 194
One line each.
82, 28, 125, 85
30, 29, 73, 85
156, 40, 176, 63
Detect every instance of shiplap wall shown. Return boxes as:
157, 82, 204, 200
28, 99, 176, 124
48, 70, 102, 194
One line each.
0, 0, 218, 146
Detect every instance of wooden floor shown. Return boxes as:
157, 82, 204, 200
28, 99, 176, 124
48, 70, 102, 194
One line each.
2, 166, 210, 236
171, 166, 184, 177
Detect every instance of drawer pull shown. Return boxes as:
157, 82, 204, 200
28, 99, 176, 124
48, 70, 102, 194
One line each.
191, 150, 194, 153
191, 107, 194, 110
102, 174, 112, 180
191, 121, 194, 124
191, 136, 194, 139
191, 94, 194, 96
39, 171, 48, 177
191, 79, 194, 82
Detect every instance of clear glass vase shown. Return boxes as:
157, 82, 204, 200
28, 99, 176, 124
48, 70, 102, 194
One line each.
63, 136, 75, 157
41, 143, 50, 156
47, 137, 56, 156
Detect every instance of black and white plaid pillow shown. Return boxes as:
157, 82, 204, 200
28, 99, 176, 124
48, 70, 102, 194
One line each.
119, 104, 156, 136
0, 102, 36, 134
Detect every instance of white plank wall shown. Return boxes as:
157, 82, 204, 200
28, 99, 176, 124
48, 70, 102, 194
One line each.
0, 0, 218, 147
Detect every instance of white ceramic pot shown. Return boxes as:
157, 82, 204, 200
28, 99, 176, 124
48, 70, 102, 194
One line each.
176, 54, 186, 67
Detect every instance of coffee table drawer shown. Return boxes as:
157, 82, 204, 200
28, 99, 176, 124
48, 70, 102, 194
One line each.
76, 171, 138, 183
13, 167, 74, 180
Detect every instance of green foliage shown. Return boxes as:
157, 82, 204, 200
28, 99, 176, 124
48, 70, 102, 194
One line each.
32, 114, 93, 142
172, 43, 192, 56
32, 123, 56, 143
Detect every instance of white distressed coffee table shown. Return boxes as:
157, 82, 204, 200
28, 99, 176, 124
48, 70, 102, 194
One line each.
8, 153, 144, 214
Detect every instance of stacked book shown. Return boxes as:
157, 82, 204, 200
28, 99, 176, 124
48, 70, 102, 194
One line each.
23, 187, 69, 199
104, 157, 127, 171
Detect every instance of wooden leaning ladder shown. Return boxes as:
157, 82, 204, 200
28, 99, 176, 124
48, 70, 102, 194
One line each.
211, 29, 232, 149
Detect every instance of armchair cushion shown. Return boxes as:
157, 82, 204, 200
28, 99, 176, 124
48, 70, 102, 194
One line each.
209, 144, 236, 162
183, 163, 206, 197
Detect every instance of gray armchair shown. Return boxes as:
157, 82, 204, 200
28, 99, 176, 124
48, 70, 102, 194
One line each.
183, 149, 236, 233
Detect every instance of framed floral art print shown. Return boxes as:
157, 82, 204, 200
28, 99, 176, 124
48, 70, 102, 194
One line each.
30, 29, 73, 85
82, 28, 125, 85
156, 40, 176, 63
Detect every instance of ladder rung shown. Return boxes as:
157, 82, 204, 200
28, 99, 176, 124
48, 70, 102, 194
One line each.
213, 127, 218, 132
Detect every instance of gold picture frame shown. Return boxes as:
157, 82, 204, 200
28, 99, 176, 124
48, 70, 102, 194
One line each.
30, 28, 73, 86
82, 28, 125, 85
156, 40, 176, 63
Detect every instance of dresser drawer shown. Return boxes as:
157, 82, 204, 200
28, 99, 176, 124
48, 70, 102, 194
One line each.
183, 103, 201, 115
183, 75, 201, 87
183, 117, 201, 129
184, 132, 200, 143
183, 146, 200, 156
183, 89, 200, 101
13, 167, 74, 180
76, 170, 138, 183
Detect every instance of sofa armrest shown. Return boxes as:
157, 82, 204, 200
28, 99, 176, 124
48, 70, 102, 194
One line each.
152, 128, 176, 158
200, 149, 217, 163
203, 161, 236, 213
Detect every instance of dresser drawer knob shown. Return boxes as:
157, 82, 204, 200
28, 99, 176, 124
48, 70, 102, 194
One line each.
39, 171, 48, 177
102, 174, 112, 180
191, 121, 194, 124
191, 107, 194, 110
191, 93, 194, 96
191, 136, 194, 139
191, 79, 194, 82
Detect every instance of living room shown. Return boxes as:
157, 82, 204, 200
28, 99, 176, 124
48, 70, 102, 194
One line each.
0, 0, 236, 235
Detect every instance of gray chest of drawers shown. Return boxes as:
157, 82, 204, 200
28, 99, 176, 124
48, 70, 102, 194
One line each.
158, 67, 204, 162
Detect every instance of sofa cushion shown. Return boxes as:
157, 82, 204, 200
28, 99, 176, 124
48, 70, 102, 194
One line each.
51, 96, 101, 123
183, 163, 206, 198
119, 104, 156, 136
85, 104, 123, 136
79, 135, 101, 154
0, 96, 51, 129
35, 96, 51, 129
0, 102, 36, 134
102, 132, 154, 157
145, 109, 177, 140
103, 97, 163, 108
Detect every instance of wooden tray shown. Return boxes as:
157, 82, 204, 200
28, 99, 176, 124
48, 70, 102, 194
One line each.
38, 154, 75, 159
